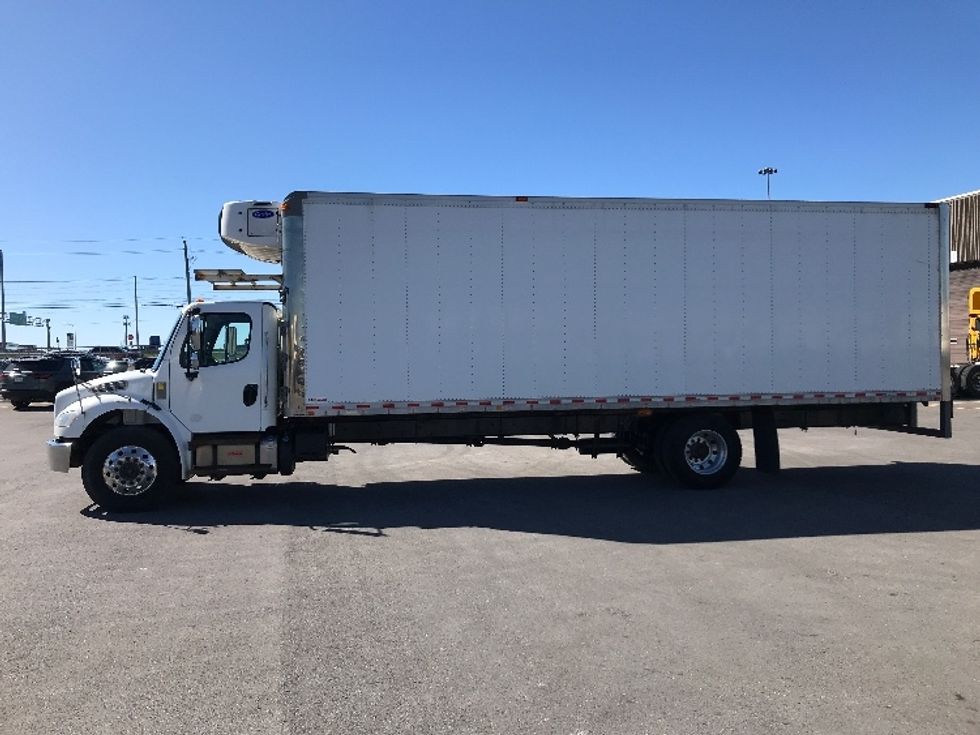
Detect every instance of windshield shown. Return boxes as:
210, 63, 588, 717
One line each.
152, 315, 183, 372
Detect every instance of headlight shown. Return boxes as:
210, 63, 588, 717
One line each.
93, 380, 128, 393
55, 405, 80, 429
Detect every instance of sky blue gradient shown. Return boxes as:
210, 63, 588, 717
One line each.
1, 1, 977, 347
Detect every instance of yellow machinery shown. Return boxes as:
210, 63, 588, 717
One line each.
969, 288, 980, 362
956, 287, 980, 397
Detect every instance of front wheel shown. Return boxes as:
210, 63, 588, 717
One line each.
81, 427, 178, 511
661, 414, 742, 489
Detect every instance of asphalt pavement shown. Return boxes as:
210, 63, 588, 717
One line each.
1, 401, 978, 734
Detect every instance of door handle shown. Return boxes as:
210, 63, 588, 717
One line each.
243, 384, 258, 406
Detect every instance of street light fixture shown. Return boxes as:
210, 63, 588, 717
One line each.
758, 167, 778, 199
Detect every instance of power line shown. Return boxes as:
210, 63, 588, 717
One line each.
0, 235, 217, 245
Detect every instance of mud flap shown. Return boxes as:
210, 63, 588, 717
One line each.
752, 407, 780, 474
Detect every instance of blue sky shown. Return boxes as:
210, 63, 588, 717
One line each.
1, 0, 978, 348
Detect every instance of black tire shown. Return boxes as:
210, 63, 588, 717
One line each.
651, 422, 675, 478
81, 427, 178, 511
950, 367, 962, 399
966, 365, 980, 398
619, 422, 664, 474
660, 414, 742, 489
621, 446, 659, 474
620, 423, 673, 476
11, 400, 30, 410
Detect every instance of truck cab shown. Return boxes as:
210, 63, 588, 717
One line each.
48, 300, 280, 509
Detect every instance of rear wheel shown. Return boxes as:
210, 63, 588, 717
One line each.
620, 423, 669, 475
621, 446, 659, 474
81, 427, 178, 511
660, 414, 742, 489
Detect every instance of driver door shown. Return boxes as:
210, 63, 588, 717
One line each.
167, 308, 264, 433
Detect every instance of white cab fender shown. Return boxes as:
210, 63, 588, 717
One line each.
55, 394, 194, 479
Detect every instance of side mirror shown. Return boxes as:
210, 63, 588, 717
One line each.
185, 313, 203, 381
189, 315, 203, 352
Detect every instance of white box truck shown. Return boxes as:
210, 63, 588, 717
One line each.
47, 192, 952, 510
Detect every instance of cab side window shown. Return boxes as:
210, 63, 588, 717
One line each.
180, 313, 252, 368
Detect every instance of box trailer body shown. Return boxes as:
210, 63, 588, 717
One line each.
46, 191, 953, 511
276, 193, 947, 416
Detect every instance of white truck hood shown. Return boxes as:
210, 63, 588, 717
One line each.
53, 371, 157, 435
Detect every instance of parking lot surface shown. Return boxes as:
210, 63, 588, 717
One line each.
1, 401, 978, 734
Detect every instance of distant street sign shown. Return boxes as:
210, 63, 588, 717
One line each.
3, 311, 45, 327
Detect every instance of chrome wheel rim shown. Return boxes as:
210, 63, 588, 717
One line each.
102, 445, 158, 496
683, 429, 728, 475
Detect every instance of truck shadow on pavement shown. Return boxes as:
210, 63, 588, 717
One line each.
81, 462, 980, 544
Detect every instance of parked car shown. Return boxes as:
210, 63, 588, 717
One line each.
0, 355, 103, 409
101, 358, 134, 376
88, 346, 128, 360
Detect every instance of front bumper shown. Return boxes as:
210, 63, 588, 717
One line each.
47, 439, 72, 473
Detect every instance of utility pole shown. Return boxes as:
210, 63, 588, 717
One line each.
758, 167, 778, 199
133, 276, 140, 350
45, 319, 51, 350
1, 249, 6, 352
183, 238, 192, 305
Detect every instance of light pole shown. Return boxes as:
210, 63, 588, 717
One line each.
758, 167, 778, 199
1, 249, 6, 352
183, 238, 192, 305
123, 315, 130, 349
133, 276, 140, 350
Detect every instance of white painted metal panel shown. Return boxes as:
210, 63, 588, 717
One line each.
647, 208, 687, 396
291, 194, 943, 413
